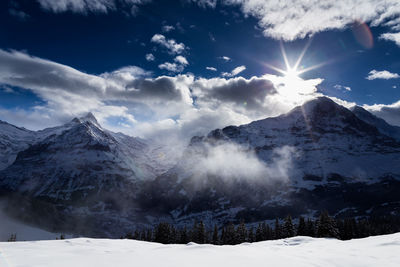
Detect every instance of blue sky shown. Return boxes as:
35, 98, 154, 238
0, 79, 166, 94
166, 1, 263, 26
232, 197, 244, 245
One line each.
1, 0, 400, 141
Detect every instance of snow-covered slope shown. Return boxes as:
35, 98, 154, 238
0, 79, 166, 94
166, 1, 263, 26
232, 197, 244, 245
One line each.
0, 120, 36, 170
351, 105, 400, 141
0, 208, 72, 242
1, 233, 400, 267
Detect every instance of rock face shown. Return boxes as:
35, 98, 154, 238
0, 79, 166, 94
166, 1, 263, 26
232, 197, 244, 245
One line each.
1, 97, 400, 237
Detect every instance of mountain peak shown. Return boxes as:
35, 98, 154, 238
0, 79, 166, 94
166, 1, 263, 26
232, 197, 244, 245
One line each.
284, 96, 344, 120
71, 112, 101, 128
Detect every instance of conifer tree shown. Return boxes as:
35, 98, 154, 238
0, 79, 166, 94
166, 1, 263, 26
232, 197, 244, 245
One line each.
274, 218, 281, 239
297, 217, 307, 236
248, 226, 255, 242
255, 223, 263, 241
196, 221, 206, 244
212, 225, 219, 245
224, 223, 236, 245
306, 218, 315, 237
317, 211, 339, 238
180, 226, 189, 244
154, 222, 171, 244
236, 222, 247, 244
282, 215, 295, 238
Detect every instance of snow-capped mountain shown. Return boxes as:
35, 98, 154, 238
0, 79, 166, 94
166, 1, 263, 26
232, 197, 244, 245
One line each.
140, 97, 400, 226
1, 97, 400, 237
0, 113, 173, 236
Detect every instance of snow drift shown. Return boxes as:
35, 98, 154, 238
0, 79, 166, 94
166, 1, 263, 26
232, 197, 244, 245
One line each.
0, 233, 399, 267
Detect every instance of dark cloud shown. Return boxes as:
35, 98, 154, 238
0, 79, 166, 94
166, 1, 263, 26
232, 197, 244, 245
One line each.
194, 77, 276, 110
126, 77, 183, 101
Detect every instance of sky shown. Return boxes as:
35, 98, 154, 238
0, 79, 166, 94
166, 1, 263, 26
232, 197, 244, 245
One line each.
1, 0, 400, 144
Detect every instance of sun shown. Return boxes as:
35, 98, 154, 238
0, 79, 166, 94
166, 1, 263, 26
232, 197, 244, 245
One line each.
261, 40, 329, 100
283, 67, 301, 81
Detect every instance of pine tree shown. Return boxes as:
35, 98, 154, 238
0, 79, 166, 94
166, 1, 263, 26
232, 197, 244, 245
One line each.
306, 218, 315, 237
224, 223, 236, 245
180, 226, 189, 244
317, 211, 339, 238
154, 222, 171, 244
248, 226, 255, 242
212, 225, 219, 245
297, 217, 307, 236
236, 222, 247, 244
255, 223, 263, 241
274, 218, 281, 239
146, 229, 153, 241
133, 229, 140, 240
282, 215, 295, 238
195, 221, 206, 244
221, 228, 226, 244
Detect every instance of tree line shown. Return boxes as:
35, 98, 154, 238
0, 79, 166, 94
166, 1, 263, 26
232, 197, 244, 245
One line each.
123, 212, 400, 245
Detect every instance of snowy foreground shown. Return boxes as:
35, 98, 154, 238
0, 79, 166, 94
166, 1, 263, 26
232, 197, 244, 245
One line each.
1, 234, 400, 267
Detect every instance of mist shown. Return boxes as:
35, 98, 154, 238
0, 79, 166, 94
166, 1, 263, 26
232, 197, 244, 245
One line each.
183, 142, 297, 183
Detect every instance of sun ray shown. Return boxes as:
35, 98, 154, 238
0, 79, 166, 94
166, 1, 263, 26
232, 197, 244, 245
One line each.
293, 38, 313, 71
280, 41, 291, 71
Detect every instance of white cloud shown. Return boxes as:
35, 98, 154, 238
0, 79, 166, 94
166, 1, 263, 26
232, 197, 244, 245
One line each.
162, 25, 175, 32
224, 0, 400, 42
221, 65, 246, 77
158, 62, 184, 72
189, 143, 296, 182
334, 84, 352, 91
366, 70, 400, 80
219, 56, 231, 62
37, 0, 150, 15
174, 56, 189, 66
363, 100, 400, 126
0, 49, 192, 131
151, 34, 186, 55
380, 32, 400, 47
206, 67, 217, 71
187, 0, 217, 9
145, 53, 155, 61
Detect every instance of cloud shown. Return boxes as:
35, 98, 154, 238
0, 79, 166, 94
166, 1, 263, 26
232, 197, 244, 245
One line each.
9, 8, 30, 20
187, 0, 217, 9
145, 53, 155, 61
363, 100, 400, 126
219, 56, 231, 62
158, 62, 184, 72
174, 56, 189, 66
206, 67, 217, 71
151, 34, 186, 55
221, 65, 246, 77
158, 56, 188, 73
334, 84, 352, 91
162, 25, 175, 32
0, 49, 192, 130
0, 49, 332, 148
366, 70, 400, 80
193, 76, 276, 111
224, 0, 400, 42
186, 142, 296, 183
380, 32, 400, 46
36, 0, 151, 15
